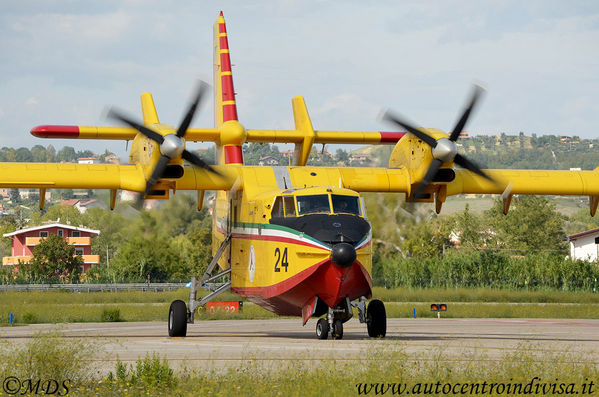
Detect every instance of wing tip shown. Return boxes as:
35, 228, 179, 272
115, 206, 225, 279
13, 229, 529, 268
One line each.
31, 125, 80, 138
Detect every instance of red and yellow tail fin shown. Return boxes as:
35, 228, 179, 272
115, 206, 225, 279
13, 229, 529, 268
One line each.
214, 12, 244, 165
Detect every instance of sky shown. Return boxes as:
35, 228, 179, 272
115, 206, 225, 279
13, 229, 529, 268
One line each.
1, 0, 598, 158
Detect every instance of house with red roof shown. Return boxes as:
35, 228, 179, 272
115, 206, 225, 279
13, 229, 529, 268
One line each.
3, 223, 100, 272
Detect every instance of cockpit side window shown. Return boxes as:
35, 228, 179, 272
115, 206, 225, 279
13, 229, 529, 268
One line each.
284, 196, 296, 217
332, 194, 361, 215
272, 196, 284, 218
297, 194, 331, 215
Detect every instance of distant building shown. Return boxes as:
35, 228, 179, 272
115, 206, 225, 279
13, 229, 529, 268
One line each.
77, 157, 100, 164
60, 199, 107, 213
258, 156, 279, 166
567, 228, 599, 261
2, 223, 100, 272
349, 153, 370, 164
18, 189, 52, 200
103, 154, 120, 164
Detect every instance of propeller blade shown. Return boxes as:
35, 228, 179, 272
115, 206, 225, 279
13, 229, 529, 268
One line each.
107, 108, 165, 144
449, 85, 484, 142
181, 150, 221, 176
382, 111, 437, 148
454, 153, 493, 181
144, 155, 171, 196
176, 81, 208, 138
413, 158, 443, 199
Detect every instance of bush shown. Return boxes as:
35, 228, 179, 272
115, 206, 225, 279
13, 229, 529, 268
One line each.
378, 250, 599, 291
110, 353, 176, 389
100, 308, 121, 322
22, 312, 37, 324
0, 331, 98, 382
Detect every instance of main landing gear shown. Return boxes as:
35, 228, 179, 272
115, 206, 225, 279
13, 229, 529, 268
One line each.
168, 234, 232, 337
314, 297, 386, 339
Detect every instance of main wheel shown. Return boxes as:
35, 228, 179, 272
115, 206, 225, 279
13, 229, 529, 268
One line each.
332, 319, 344, 340
367, 299, 386, 338
168, 300, 188, 337
316, 318, 329, 339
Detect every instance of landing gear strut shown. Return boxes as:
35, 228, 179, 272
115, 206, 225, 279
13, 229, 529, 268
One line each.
168, 234, 232, 337
314, 297, 387, 339
314, 298, 353, 340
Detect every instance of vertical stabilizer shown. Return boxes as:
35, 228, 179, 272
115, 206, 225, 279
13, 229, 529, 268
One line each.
213, 11, 244, 165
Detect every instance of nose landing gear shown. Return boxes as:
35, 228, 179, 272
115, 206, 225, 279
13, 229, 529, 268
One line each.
314, 297, 386, 339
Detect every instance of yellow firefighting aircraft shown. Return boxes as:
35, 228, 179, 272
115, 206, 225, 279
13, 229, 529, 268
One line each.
3, 12, 599, 339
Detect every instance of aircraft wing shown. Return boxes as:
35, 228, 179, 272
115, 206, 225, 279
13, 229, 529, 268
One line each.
256, 166, 599, 197
450, 168, 599, 197
0, 163, 236, 193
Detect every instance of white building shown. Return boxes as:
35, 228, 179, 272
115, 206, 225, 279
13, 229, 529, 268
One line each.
568, 228, 599, 261
77, 157, 99, 164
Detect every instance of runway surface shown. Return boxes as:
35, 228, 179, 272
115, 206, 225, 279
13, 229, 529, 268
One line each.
2, 318, 599, 374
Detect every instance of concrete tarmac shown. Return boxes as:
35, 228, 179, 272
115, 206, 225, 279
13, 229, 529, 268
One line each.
2, 318, 598, 374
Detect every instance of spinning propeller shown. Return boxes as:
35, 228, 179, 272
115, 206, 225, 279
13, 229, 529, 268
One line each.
383, 85, 493, 199
107, 81, 220, 199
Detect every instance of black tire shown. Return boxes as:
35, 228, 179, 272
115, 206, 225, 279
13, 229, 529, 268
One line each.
168, 300, 187, 337
316, 318, 329, 340
367, 299, 386, 338
332, 319, 343, 340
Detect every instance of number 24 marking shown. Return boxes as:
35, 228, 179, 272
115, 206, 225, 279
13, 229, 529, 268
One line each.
274, 248, 289, 272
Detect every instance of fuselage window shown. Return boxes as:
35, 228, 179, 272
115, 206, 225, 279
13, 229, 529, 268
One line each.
297, 194, 331, 215
284, 196, 296, 217
332, 194, 361, 215
272, 196, 284, 218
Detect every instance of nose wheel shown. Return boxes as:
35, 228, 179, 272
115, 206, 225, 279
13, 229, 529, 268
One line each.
316, 318, 329, 339
331, 319, 344, 339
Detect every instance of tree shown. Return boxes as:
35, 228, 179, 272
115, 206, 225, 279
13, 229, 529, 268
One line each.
45, 145, 56, 162
25, 234, 83, 283
9, 189, 20, 204
484, 196, 567, 253
451, 204, 484, 249
56, 146, 77, 163
110, 234, 182, 282
335, 149, 349, 164
31, 145, 47, 162
15, 147, 33, 162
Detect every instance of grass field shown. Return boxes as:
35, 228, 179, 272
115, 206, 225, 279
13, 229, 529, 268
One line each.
2, 287, 599, 325
1, 332, 597, 396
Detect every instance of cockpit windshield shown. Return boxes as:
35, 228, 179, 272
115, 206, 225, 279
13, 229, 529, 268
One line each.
331, 194, 361, 215
296, 194, 330, 215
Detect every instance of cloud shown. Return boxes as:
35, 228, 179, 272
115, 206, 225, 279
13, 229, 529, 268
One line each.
25, 97, 39, 106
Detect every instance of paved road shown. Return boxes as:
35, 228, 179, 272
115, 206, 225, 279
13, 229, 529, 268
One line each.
2, 318, 598, 374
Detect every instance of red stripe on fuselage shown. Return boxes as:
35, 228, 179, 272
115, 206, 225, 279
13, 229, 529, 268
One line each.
231, 232, 330, 251
30, 125, 80, 138
232, 260, 373, 316
233, 258, 330, 299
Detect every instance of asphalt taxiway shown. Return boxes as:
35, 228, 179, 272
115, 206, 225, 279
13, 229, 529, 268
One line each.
2, 318, 598, 374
